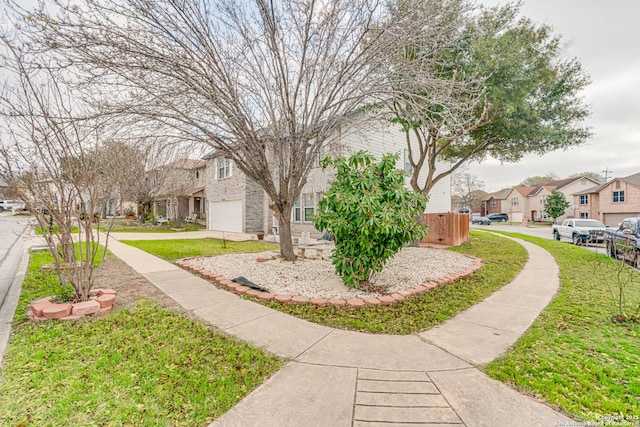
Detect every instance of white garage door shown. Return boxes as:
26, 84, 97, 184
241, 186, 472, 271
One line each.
209, 200, 243, 232
603, 213, 634, 227
510, 212, 523, 223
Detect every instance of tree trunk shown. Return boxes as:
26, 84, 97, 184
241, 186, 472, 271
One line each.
275, 204, 296, 261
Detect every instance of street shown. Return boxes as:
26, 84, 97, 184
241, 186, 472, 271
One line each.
0, 213, 30, 309
470, 222, 607, 255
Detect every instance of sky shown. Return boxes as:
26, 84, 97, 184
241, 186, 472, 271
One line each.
3, 0, 638, 193
468, 0, 640, 192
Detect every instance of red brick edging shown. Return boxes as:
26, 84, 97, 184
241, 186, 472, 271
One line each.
26, 289, 117, 322
175, 255, 483, 309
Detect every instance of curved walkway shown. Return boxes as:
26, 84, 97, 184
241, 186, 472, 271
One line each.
106, 236, 571, 427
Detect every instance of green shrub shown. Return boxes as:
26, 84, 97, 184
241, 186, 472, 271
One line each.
314, 151, 428, 289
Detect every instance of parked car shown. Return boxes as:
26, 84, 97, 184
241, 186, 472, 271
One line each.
486, 213, 508, 222
605, 217, 640, 267
552, 218, 607, 245
0, 200, 25, 211
472, 216, 492, 225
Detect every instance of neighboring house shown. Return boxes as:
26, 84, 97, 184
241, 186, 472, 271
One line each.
480, 188, 512, 217
573, 172, 640, 226
152, 159, 206, 222
0, 178, 17, 200
203, 121, 452, 236
510, 176, 600, 222
504, 187, 529, 222
479, 176, 599, 223
202, 151, 267, 234
545, 176, 600, 220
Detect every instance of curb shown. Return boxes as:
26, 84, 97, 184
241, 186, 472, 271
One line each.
0, 226, 31, 372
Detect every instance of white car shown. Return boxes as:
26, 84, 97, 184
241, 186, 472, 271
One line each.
0, 200, 26, 212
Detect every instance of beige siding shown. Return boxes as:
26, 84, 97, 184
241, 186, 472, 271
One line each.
527, 188, 552, 221
598, 181, 640, 221
340, 122, 451, 213
558, 178, 599, 219
504, 189, 524, 222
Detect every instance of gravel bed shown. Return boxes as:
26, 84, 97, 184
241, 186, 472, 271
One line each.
189, 247, 477, 300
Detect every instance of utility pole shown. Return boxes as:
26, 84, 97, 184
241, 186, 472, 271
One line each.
602, 167, 613, 182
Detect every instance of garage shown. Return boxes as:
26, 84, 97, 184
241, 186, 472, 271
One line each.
603, 213, 635, 227
209, 200, 243, 232
510, 212, 523, 223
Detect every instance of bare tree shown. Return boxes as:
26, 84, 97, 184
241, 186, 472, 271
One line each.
451, 168, 486, 211
0, 30, 116, 302
17, 0, 454, 260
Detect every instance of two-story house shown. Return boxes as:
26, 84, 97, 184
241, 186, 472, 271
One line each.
573, 172, 640, 226
152, 159, 206, 222
509, 177, 600, 222
480, 188, 512, 217
480, 176, 599, 223
203, 121, 452, 236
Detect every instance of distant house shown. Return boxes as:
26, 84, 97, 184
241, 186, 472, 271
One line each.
480, 176, 599, 223
0, 178, 16, 200
503, 187, 528, 222
152, 159, 206, 222
480, 188, 512, 217
573, 172, 640, 226
509, 177, 600, 222
203, 121, 452, 236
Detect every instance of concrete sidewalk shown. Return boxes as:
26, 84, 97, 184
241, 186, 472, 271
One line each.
109, 230, 256, 242
105, 236, 571, 427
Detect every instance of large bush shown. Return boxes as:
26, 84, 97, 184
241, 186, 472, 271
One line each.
314, 151, 428, 289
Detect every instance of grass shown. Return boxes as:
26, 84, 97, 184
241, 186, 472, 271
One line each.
34, 225, 79, 235
120, 238, 278, 263
99, 219, 206, 233
262, 231, 527, 334
0, 249, 282, 426
483, 232, 640, 421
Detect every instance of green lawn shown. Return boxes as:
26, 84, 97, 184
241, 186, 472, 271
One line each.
58, 230, 640, 422
0, 249, 282, 426
34, 225, 80, 235
484, 232, 640, 421
263, 231, 527, 334
120, 238, 278, 263
100, 219, 206, 233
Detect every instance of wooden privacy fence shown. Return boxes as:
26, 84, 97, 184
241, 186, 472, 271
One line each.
419, 212, 470, 247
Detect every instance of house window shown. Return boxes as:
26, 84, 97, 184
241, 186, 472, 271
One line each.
196, 170, 199, 179
303, 193, 315, 222
613, 191, 625, 203
511, 197, 519, 206
490, 200, 496, 207
293, 198, 301, 222
217, 158, 231, 179
540, 195, 547, 205
579, 195, 588, 205
580, 212, 589, 219
293, 193, 322, 223
403, 149, 413, 175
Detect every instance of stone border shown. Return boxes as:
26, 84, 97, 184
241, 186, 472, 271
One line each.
26, 289, 117, 322
175, 255, 483, 308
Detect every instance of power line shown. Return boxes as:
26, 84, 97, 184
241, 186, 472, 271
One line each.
602, 167, 613, 182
